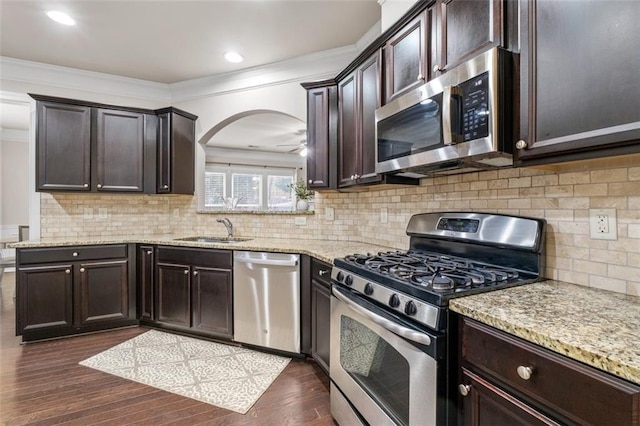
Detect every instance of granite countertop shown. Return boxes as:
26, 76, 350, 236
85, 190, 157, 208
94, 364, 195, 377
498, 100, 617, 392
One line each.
10, 235, 392, 265
450, 280, 640, 386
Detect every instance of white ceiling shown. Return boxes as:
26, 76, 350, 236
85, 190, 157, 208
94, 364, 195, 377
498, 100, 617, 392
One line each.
0, 0, 381, 84
0, 0, 381, 153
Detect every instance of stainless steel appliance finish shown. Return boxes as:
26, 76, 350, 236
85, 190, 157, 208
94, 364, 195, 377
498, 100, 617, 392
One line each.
233, 251, 300, 353
330, 212, 546, 426
375, 47, 514, 177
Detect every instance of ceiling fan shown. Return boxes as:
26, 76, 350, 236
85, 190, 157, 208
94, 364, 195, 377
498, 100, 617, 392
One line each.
276, 140, 307, 155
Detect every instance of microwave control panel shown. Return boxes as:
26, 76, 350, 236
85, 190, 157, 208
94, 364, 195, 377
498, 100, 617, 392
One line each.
460, 72, 490, 141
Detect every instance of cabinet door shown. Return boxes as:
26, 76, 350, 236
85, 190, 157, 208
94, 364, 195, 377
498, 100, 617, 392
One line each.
459, 368, 560, 426
95, 108, 145, 192
516, 0, 640, 165
384, 12, 428, 103
157, 112, 196, 194
156, 263, 191, 327
191, 266, 233, 338
78, 260, 129, 326
36, 101, 91, 191
138, 245, 155, 321
306, 85, 337, 189
338, 73, 359, 187
17, 264, 74, 334
311, 279, 331, 374
357, 52, 382, 184
435, 0, 502, 74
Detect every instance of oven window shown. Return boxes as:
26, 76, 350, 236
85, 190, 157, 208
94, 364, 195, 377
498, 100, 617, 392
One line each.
377, 92, 443, 163
340, 316, 410, 426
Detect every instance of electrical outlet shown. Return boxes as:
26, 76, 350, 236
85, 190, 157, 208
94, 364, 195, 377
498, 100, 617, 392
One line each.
326, 207, 335, 221
83, 208, 93, 220
381, 207, 388, 224
294, 216, 307, 226
589, 208, 617, 240
98, 208, 108, 219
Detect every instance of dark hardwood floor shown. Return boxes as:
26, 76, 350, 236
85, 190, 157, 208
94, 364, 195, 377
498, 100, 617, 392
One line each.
0, 272, 336, 425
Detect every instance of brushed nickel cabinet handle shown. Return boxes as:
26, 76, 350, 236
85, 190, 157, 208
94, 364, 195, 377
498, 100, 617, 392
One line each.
80, 267, 85, 273
147, 250, 152, 255
97, 184, 103, 189
72, 252, 79, 257
516, 140, 528, 150
83, 183, 89, 188
193, 271, 199, 276
163, 184, 169, 189
517, 366, 534, 380
319, 270, 328, 276
184, 270, 189, 275
458, 384, 471, 396
308, 179, 313, 184
65, 269, 71, 274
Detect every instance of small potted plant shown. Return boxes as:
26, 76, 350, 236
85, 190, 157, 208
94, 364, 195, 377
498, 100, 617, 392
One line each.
288, 179, 314, 211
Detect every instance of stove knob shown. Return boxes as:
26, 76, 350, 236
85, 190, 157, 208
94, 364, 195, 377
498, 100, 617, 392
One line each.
336, 271, 344, 282
364, 283, 374, 295
404, 301, 417, 316
389, 294, 400, 308
345, 275, 354, 286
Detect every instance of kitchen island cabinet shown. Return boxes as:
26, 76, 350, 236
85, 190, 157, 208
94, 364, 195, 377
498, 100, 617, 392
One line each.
515, 0, 640, 165
457, 316, 640, 425
16, 244, 136, 342
154, 246, 233, 340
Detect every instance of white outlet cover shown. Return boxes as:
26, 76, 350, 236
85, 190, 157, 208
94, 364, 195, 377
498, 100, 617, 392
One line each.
83, 207, 93, 219
294, 216, 307, 226
326, 207, 335, 221
380, 207, 388, 224
98, 208, 108, 219
589, 208, 617, 240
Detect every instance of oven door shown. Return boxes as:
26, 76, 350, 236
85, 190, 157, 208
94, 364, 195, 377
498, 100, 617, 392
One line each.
330, 285, 444, 426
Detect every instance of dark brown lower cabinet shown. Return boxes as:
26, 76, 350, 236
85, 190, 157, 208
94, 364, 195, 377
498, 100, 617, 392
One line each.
310, 258, 332, 374
154, 247, 233, 340
458, 316, 640, 425
16, 244, 136, 342
137, 245, 155, 321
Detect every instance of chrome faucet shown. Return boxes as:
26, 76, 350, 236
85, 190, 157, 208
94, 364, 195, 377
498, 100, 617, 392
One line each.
217, 218, 233, 239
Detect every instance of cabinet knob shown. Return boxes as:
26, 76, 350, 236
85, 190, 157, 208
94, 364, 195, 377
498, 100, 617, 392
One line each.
65, 269, 71, 274
72, 252, 79, 257
517, 365, 534, 380
458, 384, 471, 396
417, 73, 423, 81
193, 271, 199, 276
146, 250, 152, 255
163, 184, 169, 189
433, 65, 443, 73
319, 269, 328, 276
184, 270, 189, 275
83, 183, 89, 188
97, 184, 103, 189
516, 140, 528, 150
308, 179, 313, 184
80, 267, 85, 273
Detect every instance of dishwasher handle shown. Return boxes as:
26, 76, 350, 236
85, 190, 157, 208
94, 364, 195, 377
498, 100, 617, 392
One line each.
234, 256, 298, 267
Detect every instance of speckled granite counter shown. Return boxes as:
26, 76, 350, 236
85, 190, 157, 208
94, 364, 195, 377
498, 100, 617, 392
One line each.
10, 236, 392, 265
450, 280, 640, 386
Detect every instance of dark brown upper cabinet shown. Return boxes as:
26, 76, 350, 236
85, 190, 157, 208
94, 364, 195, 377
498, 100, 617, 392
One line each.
156, 108, 197, 194
95, 108, 145, 192
301, 80, 338, 190
31, 94, 198, 194
339, 52, 385, 188
516, 0, 640, 165
35, 101, 92, 191
384, 11, 429, 103
433, 0, 503, 76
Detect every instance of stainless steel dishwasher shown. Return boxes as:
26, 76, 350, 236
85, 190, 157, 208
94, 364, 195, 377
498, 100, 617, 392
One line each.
233, 251, 300, 353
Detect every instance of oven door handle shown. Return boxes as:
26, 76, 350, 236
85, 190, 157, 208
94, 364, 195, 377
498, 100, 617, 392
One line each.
333, 286, 432, 346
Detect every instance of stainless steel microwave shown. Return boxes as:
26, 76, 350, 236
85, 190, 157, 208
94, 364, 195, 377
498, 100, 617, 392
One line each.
375, 47, 515, 177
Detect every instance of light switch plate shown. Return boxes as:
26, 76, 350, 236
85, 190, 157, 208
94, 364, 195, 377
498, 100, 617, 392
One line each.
326, 207, 335, 221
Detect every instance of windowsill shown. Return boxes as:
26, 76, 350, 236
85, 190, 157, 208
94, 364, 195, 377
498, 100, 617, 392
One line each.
197, 209, 315, 215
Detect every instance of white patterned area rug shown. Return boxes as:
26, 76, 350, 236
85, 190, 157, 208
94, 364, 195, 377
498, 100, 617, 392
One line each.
79, 329, 291, 414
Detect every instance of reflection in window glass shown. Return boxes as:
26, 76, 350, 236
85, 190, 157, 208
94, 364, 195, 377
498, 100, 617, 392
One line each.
268, 175, 294, 211
204, 172, 225, 207
232, 173, 261, 207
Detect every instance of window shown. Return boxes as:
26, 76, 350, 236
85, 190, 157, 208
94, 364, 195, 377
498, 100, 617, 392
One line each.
204, 164, 297, 211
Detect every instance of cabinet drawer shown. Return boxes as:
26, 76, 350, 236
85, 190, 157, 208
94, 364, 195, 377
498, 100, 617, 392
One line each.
311, 258, 332, 286
461, 318, 640, 425
19, 244, 127, 265
157, 246, 232, 269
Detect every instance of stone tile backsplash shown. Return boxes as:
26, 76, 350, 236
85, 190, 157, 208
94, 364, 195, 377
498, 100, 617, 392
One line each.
41, 162, 640, 296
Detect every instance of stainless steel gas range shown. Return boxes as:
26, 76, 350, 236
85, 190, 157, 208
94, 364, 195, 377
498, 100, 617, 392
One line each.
329, 212, 546, 426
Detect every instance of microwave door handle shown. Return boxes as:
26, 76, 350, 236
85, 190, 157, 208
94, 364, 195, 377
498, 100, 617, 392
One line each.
442, 85, 461, 145
332, 286, 432, 346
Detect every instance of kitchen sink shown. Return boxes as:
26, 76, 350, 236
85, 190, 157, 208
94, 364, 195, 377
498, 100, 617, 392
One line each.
174, 236, 252, 244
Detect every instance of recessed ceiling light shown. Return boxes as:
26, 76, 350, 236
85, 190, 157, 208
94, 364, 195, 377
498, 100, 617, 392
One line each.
46, 11, 76, 26
224, 51, 244, 63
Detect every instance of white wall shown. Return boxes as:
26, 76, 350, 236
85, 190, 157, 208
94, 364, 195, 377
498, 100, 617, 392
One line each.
379, 0, 419, 31
0, 133, 29, 228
